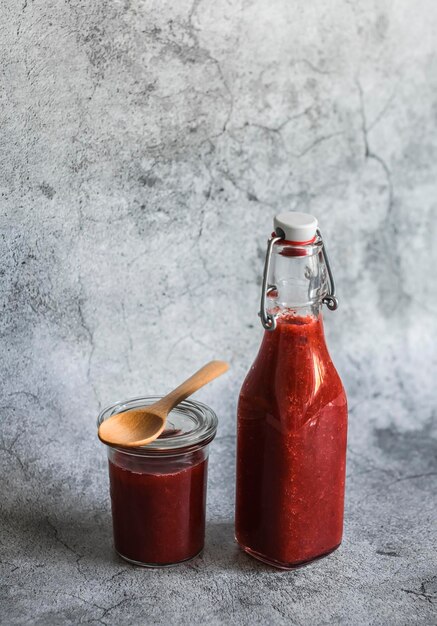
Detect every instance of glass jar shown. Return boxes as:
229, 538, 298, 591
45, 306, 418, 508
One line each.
98, 396, 218, 567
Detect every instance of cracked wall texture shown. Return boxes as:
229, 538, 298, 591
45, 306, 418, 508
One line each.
1, 0, 437, 624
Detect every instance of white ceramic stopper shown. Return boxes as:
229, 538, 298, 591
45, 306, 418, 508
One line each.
274, 212, 318, 242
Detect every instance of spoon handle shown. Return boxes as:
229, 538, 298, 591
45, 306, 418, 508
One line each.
154, 360, 229, 415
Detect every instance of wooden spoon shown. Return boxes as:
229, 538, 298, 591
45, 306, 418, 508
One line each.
98, 360, 229, 448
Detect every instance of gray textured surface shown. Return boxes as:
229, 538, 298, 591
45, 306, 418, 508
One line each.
1, 0, 437, 624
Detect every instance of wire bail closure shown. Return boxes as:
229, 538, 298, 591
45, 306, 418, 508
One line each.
259, 235, 284, 331
259, 229, 339, 331
317, 227, 339, 312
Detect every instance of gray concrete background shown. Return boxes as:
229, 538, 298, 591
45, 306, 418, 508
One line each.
1, 0, 436, 624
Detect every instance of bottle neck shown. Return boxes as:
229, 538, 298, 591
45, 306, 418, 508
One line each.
266, 238, 328, 320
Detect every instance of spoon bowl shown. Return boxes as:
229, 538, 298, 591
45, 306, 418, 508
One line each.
98, 408, 166, 447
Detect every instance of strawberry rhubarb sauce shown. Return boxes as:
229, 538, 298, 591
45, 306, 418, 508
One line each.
109, 450, 207, 565
235, 313, 348, 567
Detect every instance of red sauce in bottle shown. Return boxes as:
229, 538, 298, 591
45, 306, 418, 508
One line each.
235, 313, 347, 568
109, 451, 207, 565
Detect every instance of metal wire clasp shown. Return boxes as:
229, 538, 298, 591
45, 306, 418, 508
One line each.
259, 229, 338, 331
317, 228, 339, 312
259, 235, 284, 331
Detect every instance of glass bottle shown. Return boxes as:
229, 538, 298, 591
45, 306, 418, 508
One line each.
235, 212, 348, 569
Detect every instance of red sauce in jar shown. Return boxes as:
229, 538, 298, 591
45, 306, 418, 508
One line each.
235, 313, 347, 568
109, 451, 207, 565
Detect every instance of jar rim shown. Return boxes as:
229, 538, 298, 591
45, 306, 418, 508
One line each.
97, 396, 218, 456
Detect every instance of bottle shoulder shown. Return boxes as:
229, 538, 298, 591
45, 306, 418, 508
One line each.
241, 331, 345, 396
239, 361, 346, 409
239, 328, 347, 429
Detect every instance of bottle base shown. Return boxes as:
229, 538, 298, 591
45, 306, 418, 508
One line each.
237, 542, 341, 570
115, 548, 203, 568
